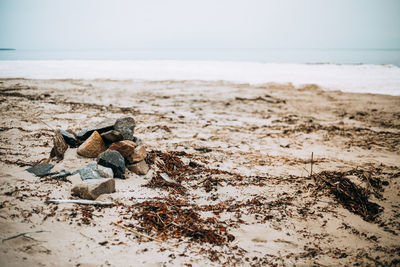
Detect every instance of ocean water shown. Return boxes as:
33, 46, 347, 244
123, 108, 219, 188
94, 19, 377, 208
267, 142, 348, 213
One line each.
0, 49, 400, 95
1, 48, 400, 66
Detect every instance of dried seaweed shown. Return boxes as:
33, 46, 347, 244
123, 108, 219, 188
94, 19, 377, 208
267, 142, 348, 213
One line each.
314, 171, 383, 221
128, 198, 234, 245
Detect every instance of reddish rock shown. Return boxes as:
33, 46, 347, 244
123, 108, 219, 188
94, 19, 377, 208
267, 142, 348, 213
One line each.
127, 160, 149, 175
77, 131, 107, 158
129, 145, 147, 163
109, 140, 137, 160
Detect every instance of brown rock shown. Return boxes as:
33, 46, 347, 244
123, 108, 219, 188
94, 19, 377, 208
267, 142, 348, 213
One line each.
129, 145, 147, 163
50, 129, 68, 159
109, 140, 137, 160
127, 160, 149, 175
77, 131, 106, 158
71, 178, 115, 200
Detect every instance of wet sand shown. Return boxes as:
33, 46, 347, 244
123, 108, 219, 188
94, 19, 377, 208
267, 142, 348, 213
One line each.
0, 78, 399, 266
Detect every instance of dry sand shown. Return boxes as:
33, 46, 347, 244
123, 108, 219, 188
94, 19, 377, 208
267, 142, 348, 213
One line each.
0, 78, 399, 266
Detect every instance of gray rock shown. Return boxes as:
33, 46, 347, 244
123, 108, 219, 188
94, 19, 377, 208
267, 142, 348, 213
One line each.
26, 163, 55, 177
93, 118, 117, 131
76, 127, 92, 141
77, 162, 101, 180
50, 129, 69, 159
60, 129, 79, 147
75, 162, 114, 180
76, 118, 117, 140
85, 162, 98, 171
79, 166, 102, 180
101, 130, 123, 143
97, 150, 126, 179
71, 178, 115, 200
98, 165, 114, 178
127, 160, 149, 175
114, 117, 136, 140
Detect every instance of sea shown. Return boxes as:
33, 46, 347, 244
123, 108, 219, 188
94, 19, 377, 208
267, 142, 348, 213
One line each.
1, 49, 400, 95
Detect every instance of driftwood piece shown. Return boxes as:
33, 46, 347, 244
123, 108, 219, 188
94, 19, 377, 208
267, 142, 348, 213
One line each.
45, 199, 114, 206
2, 230, 49, 242
159, 173, 175, 183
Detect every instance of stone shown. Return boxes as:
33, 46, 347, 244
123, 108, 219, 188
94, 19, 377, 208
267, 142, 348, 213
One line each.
77, 162, 102, 180
109, 140, 137, 161
127, 160, 149, 175
98, 165, 114, 178
77, 131, 107, 158
85, 161, 98, 171
76, 118, 117, 140
101, 130, 123, 143
71, 178, 115, 200
130, 145, 147, 163
50, 129, 69, 159
76, 127, 92, 141
26, 163, 55, 177
97, 150, 126, 178
75, 162, 113, 180
114, 117, 136, 140
60, 129, 79, 147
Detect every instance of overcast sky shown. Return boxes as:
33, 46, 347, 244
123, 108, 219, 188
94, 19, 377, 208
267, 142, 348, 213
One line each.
0, 0, 399, 50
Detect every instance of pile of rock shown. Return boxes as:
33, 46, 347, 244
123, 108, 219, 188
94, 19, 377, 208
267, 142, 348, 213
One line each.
46, 116, 150, 200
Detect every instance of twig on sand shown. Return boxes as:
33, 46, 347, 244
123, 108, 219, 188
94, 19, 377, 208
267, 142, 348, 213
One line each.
45, 199, 114, 206
80, 232, 95, 241
111, 222, 163, 243
2, 230, 49, 242
310, 152, 314, 177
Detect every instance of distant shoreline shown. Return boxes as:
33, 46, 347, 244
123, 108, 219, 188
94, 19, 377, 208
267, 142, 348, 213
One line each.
0, 48, 15, 51
0, 60, 399, 95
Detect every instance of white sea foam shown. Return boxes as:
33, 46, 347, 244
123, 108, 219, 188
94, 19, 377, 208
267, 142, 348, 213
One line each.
0, 60, 399, 95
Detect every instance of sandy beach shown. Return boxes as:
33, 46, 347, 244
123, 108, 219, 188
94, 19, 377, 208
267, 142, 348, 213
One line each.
0, 78, 399, 266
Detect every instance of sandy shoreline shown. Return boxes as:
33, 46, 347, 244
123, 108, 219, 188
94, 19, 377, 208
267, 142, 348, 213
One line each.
0, 78, 399, 266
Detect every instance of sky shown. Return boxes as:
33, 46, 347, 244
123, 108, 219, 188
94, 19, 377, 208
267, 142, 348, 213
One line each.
0, 0, 399, 50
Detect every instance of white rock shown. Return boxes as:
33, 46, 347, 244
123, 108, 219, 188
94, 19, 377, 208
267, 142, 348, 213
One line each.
98, 165, 114, 178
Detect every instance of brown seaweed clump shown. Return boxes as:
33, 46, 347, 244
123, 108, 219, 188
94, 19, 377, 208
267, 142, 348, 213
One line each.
314, 170, 383, 222
128, 198, 234, 245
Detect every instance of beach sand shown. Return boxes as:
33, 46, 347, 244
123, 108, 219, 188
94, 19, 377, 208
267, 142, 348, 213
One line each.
0, 78, 399, 266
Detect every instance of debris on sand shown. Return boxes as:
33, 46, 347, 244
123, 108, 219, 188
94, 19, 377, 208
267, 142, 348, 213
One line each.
314, 170, 383, 221
26, 116, 150, 199
127, 198, 235, 245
